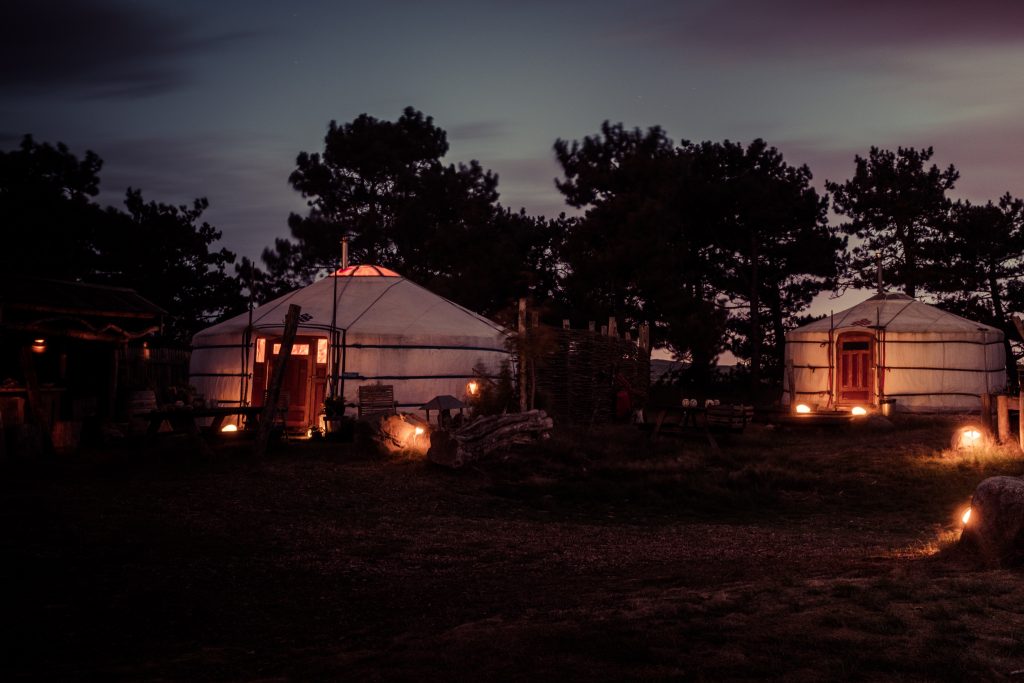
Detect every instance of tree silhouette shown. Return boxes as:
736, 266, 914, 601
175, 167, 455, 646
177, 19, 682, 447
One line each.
827, 146, 958, 297
554, 125, 843, 386
275, 107, 557, 316
0, 135, 242, 341
0, 135, 105, 277
554, 122, 727, 375
694, 140, 842, 386
932, 194, 1024, 368
93, 189, 241, 341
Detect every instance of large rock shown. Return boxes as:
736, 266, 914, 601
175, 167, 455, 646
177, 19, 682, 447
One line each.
960, 476, 1024, 566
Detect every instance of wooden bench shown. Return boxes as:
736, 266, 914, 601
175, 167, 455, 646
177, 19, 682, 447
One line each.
357, 384, 396, 421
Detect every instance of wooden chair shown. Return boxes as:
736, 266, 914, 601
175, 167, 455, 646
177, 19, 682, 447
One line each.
357, 384, 396, 421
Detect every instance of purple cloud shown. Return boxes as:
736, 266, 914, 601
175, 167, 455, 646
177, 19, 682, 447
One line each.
0, 0, 253, 99
615, 0, 1024, 60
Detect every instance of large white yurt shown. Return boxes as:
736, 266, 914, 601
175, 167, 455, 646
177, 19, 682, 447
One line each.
783, 292, 1006, 413
189, 265, 510, 430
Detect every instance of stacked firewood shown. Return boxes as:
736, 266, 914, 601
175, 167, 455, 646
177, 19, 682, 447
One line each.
427, 409, 554, 468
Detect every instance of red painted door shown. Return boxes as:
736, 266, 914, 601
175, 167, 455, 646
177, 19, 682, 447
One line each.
264, 336, 315, 429
838, 334, 872, 403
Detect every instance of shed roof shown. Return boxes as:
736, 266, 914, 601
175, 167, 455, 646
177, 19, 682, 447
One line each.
0, 277, 165, 341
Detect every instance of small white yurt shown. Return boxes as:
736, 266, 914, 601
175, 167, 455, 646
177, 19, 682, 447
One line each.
189, 265, 510, 430
783, 292, 1006, 413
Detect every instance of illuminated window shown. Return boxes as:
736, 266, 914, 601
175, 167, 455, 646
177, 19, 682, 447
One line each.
272, 342, 309, 355
256, 338, 266, 363
317, 338, 328, 364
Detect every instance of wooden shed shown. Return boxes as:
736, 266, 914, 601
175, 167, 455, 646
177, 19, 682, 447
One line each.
0, 277, 165, 455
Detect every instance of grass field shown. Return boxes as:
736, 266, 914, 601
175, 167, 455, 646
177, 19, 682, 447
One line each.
3, 417, 1024, 681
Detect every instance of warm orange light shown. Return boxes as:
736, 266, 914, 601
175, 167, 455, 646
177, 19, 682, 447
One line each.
333, 264, 400, 277
31, 338, 46, 354
851, 406, 867, 416
795, 404, 811, 414
221, 424, 238, 433
962, 507, 972, 525
467, 381, 479, 396
414, 426, 425, 436
957, 427, 984, 449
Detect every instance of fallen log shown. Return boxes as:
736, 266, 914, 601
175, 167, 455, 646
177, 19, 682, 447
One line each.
428, 409, 553, 468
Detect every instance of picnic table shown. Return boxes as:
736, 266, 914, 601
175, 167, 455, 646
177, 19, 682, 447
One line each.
646, 403, 705, 439
643, 402, 755, 450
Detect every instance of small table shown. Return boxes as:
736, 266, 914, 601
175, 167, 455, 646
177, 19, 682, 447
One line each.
146, 406, 263, 438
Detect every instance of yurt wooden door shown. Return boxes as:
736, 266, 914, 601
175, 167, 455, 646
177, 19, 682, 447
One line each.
837, 333, 873, 404
253, 335, 320, 429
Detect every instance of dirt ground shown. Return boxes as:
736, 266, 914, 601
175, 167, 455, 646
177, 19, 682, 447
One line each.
3, 418, 1024, 682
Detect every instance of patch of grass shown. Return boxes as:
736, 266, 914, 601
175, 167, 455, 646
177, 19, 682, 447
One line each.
485, 420, 1024, 529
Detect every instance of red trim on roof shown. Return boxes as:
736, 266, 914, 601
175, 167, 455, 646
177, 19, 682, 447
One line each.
332, 264, 400, 277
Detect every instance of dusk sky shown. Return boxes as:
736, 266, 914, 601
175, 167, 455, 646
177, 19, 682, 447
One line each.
4, 0, 1024, 269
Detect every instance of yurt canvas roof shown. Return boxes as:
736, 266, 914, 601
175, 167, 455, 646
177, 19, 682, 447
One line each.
197, 267, 508, 347
790, 293, 1003, 339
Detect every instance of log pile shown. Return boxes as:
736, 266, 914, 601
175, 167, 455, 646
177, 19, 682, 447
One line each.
427, 410, 554, 468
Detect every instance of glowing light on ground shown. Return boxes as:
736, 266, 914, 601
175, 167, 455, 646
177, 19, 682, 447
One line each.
956, 427, 984, 449
795, 404, 811, 414
414, 426, 425, 436
851, 406, 867, 416
221, 424, 238, 432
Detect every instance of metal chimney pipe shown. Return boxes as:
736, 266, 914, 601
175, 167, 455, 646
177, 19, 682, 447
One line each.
876, 252, 883, 294
341, 237, 349, 269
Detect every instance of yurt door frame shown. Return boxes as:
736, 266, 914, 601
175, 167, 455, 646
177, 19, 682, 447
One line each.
251, 334, 329, 430
836, 332, 874, 406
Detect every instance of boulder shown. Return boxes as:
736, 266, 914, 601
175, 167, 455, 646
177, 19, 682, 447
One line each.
960, 476, 1024, 566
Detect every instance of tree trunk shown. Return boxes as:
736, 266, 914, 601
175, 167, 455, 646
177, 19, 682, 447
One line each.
901, 232, 917, 298
767, 289, 786, 374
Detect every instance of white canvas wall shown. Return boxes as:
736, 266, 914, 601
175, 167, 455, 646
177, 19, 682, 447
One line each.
783, 294, 1007, 413
188, 270, 510, 414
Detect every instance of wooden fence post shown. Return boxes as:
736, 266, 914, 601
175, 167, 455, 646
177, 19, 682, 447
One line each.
639, 322, 650, 355
1019, 366, 1024, 451
518, 298, 528, 413
981, 392, 993, 434
255, 304, 301, 457
1019, 389, 1024, 452
996, 394, 1010, 444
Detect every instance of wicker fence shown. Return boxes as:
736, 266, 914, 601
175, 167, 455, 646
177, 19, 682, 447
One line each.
526, 325, 649, 424
119, 344, 191, 399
